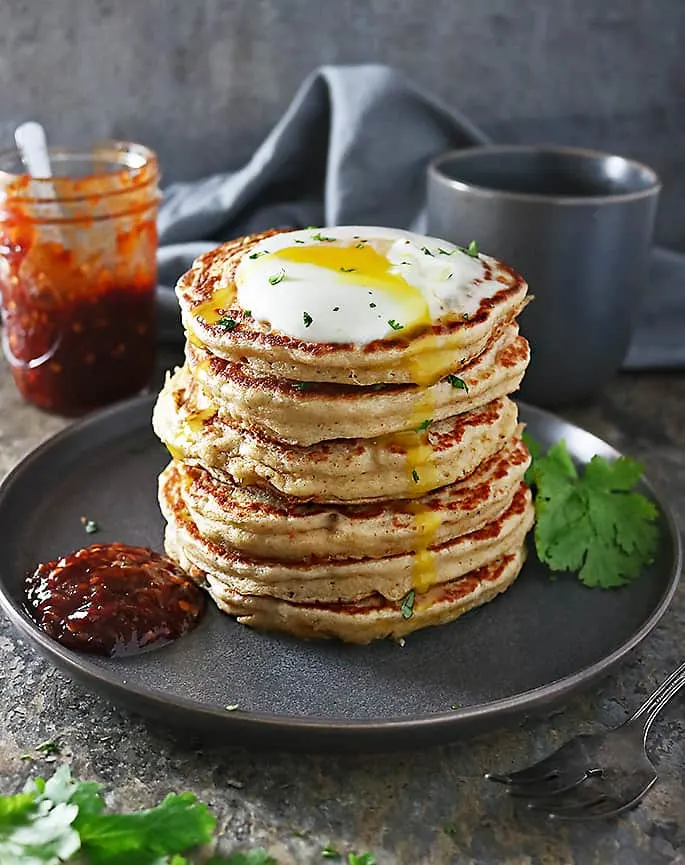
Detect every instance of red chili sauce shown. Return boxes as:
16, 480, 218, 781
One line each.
0, 167, 158, 415
24, 543, 205, 657
0, 230, 156, 415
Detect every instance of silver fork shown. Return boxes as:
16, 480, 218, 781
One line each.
485, 660, 685, 820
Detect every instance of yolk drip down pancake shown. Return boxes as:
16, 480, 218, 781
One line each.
153, 225, 533, 642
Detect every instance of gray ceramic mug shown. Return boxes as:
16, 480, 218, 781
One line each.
427, 145, 661, 407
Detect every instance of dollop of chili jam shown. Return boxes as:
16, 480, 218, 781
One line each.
24, 543, 206, 657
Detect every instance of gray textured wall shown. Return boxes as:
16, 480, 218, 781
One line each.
1, 0, 683, 247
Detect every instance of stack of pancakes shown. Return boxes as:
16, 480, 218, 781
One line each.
153, 227, 534, 643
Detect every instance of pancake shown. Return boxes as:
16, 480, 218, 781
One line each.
176, 229, 529, 387
160, 467, 534, 604
154, 224, 535, 643
186, 323, 529, 446
163, 435, 530, 561
167, 536, 526, 644
152, 370, 521, 502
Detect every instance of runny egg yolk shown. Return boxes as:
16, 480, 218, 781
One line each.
273, 243, 432, 335
192, 286, 236, 325
392, 389, 444, 597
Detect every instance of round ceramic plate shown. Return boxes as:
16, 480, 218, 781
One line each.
0, 397, 680, 751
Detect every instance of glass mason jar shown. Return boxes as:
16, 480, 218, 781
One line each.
0, 141, 160, 415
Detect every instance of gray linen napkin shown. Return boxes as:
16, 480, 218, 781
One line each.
156, 63, 683, 370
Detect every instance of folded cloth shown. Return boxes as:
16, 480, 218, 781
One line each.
156, 63, 684, 371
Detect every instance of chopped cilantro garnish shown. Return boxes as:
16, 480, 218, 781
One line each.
411, 469, 420, 483
388, 319, 403, 331
294, 239, 305, 243
369, 302, 376, 308
312, 231, 334, 242
400, 589, 415, 619
268, 270, 285, 285
216, 316, 237, 331
447, 374, 469, 392
355, 241, 366, 248
421, 246, 434, 256
415, 418, 432, 432
321, 845, 340, 859
339, 266, 356, 273
248, 250, 268, 259
438, 247, 454, 255
525, 436, 660, 588
455, 240, 480, 258
303, 311, 313, 327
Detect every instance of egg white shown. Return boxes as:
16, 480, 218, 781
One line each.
234, 226, 496, 344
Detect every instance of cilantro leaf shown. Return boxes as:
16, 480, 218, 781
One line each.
0, 792, 36, 824
0, 771, 81, 865
348, 854, 376, 865
400, 590, 415, 619
446, 374, 469, 392
77, 791, 215, 865
529, 439, 660, 588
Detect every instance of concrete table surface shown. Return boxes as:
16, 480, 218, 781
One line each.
0, 350, 683, 865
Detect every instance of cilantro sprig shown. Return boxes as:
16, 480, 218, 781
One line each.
0, 765, 274, 865
525, 434, 660, 588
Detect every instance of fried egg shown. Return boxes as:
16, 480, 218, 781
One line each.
234, 226, 497, 344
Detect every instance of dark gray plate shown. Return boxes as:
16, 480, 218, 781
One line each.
0, 397, 680, 751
